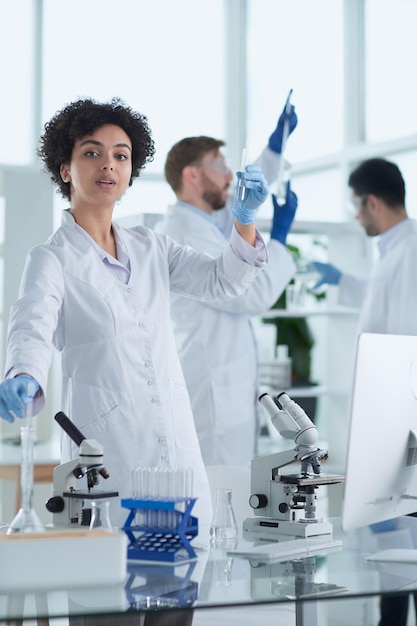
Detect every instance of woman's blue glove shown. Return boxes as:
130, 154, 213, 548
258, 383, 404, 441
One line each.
268, 103, 298, 154
270, 184, 298, 244
231, 165, 269, 224
311, 262, 342, 289
0, 375, 40, 423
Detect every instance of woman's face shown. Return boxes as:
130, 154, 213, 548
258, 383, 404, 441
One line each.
60, 124, 133, 210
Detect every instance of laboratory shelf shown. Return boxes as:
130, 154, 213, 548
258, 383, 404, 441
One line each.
259, 384, 328, 398
260, 307, 358, 319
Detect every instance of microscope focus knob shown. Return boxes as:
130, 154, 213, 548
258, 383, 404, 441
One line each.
249, 494, 268, 509
46, 496, 65, 513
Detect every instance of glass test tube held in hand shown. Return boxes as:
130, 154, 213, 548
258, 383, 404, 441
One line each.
276, 88, 293, 206
7, 381, 45, 534
238, 147, 249, 201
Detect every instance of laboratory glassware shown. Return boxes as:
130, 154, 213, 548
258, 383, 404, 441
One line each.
210, 488, 238, 540
89, 499, 113, 532
276, 88, 293, 206
7, 386, 45, 534
238, 147, 249, 200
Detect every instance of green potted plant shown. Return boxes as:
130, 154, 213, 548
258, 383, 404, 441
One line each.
262, 242, 326, 423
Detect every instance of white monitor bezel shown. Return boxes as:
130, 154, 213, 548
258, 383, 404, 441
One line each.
342, 332, 417, 531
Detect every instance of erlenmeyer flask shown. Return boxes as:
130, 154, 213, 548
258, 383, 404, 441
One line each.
7, 393, 44, 534
209, 488, 238, 541
89, 500, 113, 532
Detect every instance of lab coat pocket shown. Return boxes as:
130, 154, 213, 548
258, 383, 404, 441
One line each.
210, 354, 255, 433
65, 378, 133, 439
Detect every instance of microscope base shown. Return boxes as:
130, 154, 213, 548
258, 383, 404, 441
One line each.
242, 516, 333, 540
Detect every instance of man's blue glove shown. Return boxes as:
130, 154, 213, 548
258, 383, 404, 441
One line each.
231, 165, 269, 224
268, 102, 298, 154
0, 375, 40, 423
311, 262, 342, 289
270, 184, 298, 244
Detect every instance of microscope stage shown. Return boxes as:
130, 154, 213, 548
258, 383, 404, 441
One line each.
63, 490, 119, 499
279, 473, 345, 487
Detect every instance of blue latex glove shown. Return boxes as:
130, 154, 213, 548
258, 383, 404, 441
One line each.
0, 375, 40, 423
268, 103, 298, 154
270, 184, 298, 244
231, 165, 269, 225
311, 262, 342, 289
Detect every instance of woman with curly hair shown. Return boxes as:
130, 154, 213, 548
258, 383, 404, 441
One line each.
0, 97, 269, 531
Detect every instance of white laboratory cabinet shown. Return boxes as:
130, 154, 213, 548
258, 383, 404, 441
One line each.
254, 220, 373, 516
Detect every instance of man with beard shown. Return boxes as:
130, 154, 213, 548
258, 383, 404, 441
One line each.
154, 104, 298, 467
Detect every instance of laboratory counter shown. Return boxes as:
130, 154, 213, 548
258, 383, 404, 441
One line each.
2, 516, 417, 625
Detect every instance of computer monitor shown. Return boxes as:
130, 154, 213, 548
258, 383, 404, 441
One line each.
342, 332, 417, 531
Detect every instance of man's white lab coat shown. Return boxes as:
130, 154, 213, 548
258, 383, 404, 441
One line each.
155, 200, 295, 466
5, 210, 267, 527
338, 219, 417, 334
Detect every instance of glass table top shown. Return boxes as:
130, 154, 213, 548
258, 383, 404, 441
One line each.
3, 516, 417, 623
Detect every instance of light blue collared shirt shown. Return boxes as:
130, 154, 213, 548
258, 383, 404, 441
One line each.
73, 219, 131, 284
377, 218, 410, 258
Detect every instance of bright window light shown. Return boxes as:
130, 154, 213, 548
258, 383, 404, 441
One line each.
246, 0, 344, 164
42, 0, 225, 175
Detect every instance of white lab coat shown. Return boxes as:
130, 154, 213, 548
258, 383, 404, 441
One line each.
5, 210, 267, 527
154, 198, 295, 466
338, 219, 417, 334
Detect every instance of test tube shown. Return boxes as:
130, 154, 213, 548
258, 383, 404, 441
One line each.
276, 89, 293, 206
238, 147, 249, 200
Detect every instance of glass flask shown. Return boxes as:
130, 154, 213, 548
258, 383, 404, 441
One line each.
7, 395, 45, 534
209, 488, 238, 541
89, 500, 113, 532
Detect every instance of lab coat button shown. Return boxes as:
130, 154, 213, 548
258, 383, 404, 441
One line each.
144, 362, 150, 368
158, 438, 164, 443
127, 287, 132, 293
147, 380, 152, 385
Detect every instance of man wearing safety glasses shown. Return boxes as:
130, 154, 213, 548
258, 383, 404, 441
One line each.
155, 100, 298, 467
312, 157, 417, 337
313, 157, 417, 626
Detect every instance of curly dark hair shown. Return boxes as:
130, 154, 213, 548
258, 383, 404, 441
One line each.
38, 97, 155, 200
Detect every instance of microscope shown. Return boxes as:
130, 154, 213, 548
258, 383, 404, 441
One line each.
243, 392, 344, 539
46, 412, 119, 527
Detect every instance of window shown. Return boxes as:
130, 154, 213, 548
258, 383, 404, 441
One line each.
365, 0, 417, 143
42, 0, 225, 177
0, 2, 35, 165
246, 0, 344, 165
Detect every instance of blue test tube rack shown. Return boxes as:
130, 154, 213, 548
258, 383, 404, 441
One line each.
121, 497, 198, 562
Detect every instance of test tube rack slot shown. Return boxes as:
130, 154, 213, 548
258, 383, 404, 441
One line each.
121, 497, 198, 562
